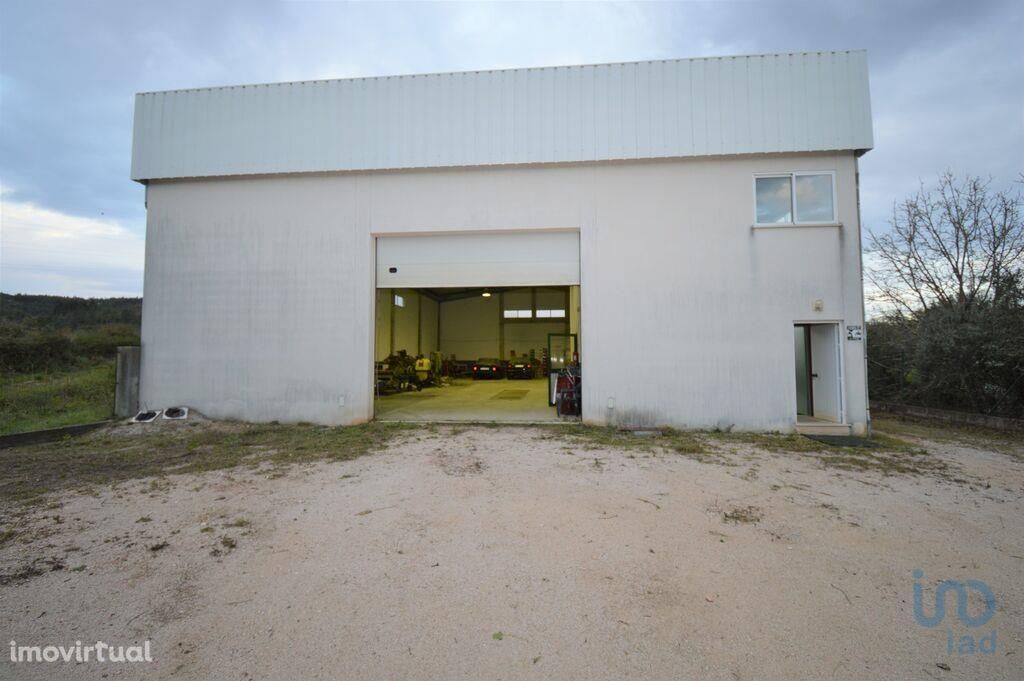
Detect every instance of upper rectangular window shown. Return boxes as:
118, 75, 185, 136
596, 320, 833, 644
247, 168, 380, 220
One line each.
535, 309, 566, 318
393, 294, 405, 308
503, 309, 533, 319
754, 172, 836, 225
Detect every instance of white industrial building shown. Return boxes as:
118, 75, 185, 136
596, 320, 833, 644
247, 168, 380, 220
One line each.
131, 51, 874, 434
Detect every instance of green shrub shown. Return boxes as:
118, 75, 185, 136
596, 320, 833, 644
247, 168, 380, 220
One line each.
0, 330, 75, 373
0, 323, 139, 373
73, 324, 141, 357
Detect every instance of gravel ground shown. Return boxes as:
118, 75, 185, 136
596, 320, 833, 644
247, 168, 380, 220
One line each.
0, 422, 1022, 680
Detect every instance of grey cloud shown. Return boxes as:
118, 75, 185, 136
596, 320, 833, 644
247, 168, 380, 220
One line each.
1, 0, 1021, 295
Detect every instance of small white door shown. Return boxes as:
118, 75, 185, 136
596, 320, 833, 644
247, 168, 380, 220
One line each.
376, 231, 580, 288
809, 323, 842, 422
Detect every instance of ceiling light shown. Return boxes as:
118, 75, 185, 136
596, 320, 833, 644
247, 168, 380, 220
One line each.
482, 291, 491, 298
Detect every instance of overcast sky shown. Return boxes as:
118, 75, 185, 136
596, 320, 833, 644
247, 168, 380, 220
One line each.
1, 0, 1021, 297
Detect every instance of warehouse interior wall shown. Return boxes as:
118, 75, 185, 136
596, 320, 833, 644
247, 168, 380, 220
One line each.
438, 295, 499, 360
392, 290, 420, 357
434, 287, 570, 361
419, 296, 439, 356
503, 322, 567, 359
375, 289, 440, 361
375, 290, 392, 362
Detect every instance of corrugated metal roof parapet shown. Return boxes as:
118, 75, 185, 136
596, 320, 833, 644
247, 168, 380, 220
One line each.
130, 51, 873, 181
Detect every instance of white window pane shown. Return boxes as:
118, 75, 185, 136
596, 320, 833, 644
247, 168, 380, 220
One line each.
550, 309, 565, 318
794, 174, 834, 223
503, 310, 516, 318
755, 176, 792, 224
517, 309, 532, 318
536, 310, 551, 318
394, 294, 404, 308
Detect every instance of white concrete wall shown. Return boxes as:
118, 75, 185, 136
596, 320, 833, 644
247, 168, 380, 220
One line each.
141, 151, 868, 433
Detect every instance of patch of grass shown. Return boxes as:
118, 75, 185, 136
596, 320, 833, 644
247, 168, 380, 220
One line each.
708, 431, 829, 453
541, 423, 951, 478
814, 447, 947, 476
135, 515, 152, 523
0, 556, 65, 586
873, 417, 1024, 458
723, 505, 762, 524
0, 529, 17, 547
0, 361, 115, 436
224, 517, 251, 529
720, 427, 948, 477
0, 421, 412, 508
540, 424, 713, 460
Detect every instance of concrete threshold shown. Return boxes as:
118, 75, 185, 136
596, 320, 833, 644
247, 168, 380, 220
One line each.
375, 418, 579, 426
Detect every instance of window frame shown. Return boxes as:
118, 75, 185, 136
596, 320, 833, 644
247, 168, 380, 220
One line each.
753, 171, 838, 227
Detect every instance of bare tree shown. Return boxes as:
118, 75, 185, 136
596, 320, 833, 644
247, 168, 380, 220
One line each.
867, 173, 1024, 316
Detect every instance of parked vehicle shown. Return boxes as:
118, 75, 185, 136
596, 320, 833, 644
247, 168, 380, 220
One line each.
506, 359, 535, 379
472, 358, 506, 379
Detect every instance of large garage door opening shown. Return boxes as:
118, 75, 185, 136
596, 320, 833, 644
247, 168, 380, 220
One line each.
373, 231, 581, 422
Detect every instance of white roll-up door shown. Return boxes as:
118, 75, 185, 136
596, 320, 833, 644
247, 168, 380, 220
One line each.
376, 231, 580, 288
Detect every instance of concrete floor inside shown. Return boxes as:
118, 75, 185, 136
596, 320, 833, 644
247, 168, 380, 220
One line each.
796, 414, 837, 423
375, 377, 560, 422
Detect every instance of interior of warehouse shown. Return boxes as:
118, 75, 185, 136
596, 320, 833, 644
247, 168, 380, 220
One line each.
374, 285, 580, 421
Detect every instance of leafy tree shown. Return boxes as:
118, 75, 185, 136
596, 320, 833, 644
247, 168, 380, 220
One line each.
866, 173, 1024, 416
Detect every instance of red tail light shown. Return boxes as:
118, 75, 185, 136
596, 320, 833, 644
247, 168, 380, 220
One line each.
491, 366, 497, 371
473, 366, 478, 371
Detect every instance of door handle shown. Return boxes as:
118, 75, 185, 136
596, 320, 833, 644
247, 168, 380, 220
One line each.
811, 373, 819, 378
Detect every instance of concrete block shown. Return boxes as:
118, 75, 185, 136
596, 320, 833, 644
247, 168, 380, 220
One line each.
115, 346, 141, 418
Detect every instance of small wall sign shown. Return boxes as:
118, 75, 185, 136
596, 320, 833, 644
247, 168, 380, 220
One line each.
846, 325, 863, 341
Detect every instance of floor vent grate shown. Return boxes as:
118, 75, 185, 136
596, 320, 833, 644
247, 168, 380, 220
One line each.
492, 390, 529, 400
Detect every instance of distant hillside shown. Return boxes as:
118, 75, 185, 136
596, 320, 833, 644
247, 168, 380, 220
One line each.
0, 294, 143, 372
0, 293, 142, 329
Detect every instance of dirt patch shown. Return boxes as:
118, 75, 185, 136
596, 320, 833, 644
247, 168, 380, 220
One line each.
722, 505, 763, 524
431, 435, 487, 476
0, 555, 65, 587
0, 420, 1021, 680
0, 417, 412, 507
